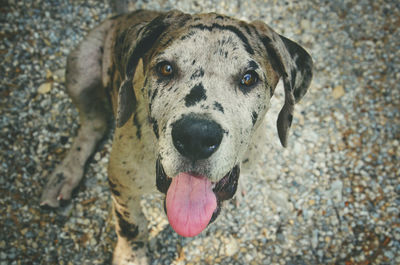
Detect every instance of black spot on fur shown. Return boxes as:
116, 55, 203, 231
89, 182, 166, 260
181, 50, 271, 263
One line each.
185, 83, 207, 107
280, 35, 313, 80
252, 111, 258, 126
123, 211, 130, 218
216, 15, 224, 20
178, 16, 191, 27
200, 104, 209, 110
247, 60, 259, 70
161, 36, 175, 48
116, 79, 137, 128
106, 65, 116, 93
192, 59, 196, 65
108, 178, 120, 197
131, 242, 144, 250
213, 102, 224, 113
190, 68, 205, 80
294, 86, 302, 100
243, 24, 252, 35
288, 114, 293, 127
54, 173, 65, 186
156, 75, 165, 84
259, 36, 285, 77
191, 23, 254, 55
152, 118, 159, 139
115, 30, 129, 68
115, 209, 139, 240
180, 30, 196, 41
151, 88, 158, 103
149, 89, 158, 113
133, 113, 141, 139
262, 73, 274, 97
290, 68, 297, 92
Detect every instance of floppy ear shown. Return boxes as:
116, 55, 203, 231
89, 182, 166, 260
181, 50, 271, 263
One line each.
115, 10, 191, 127
252, 21, 313, 147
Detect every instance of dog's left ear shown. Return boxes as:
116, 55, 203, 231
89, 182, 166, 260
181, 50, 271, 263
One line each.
252, 21, 313, 147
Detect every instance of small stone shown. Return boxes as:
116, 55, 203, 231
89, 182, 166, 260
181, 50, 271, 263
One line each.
53, 69, 66, 82
224, 237, 239, 256
300, 19, 311, 30
46, 69, 53, 79
332, 85, 345, 99
38, 82, 53, 94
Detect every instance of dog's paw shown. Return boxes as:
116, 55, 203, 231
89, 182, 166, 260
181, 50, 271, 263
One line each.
40, 164, 84, 208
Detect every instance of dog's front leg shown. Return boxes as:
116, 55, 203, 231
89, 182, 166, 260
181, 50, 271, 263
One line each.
112, 194, 149, 265
108, 132, 156, 265
109, 169, 150, 265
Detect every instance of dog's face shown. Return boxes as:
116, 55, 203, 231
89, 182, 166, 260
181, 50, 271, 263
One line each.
149, 27, 278, 181
116, 11, 313, 237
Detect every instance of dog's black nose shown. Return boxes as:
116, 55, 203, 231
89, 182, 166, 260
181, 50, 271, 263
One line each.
172, 115, 223, 161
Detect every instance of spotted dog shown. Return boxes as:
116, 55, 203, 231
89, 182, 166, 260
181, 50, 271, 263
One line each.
40, 9, 313, 265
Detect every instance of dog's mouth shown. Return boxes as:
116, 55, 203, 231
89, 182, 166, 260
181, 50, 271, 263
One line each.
156, 158, 240, 237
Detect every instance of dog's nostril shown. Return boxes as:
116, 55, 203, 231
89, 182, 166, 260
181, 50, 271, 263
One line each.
172, 115, 223, 161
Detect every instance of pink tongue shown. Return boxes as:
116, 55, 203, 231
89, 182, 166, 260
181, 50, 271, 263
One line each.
166, 172, 217, 237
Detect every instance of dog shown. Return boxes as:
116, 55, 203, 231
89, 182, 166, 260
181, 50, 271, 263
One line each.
40, 9, 313, 264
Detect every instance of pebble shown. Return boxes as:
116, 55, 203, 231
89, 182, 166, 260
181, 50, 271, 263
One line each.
224, 237, 239, 256
1, 0, 399, 264
37, 82, 53, 94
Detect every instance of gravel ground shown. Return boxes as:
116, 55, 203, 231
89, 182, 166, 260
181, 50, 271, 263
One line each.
1, 0, 399, 264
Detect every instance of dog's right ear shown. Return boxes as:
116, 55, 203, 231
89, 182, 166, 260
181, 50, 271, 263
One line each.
116, 10, 191, 127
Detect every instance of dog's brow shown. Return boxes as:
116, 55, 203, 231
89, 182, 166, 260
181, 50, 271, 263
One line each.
190, 23, 254, 55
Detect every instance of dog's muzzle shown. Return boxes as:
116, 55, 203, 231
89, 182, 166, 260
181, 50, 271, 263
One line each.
156, 158, 240, 237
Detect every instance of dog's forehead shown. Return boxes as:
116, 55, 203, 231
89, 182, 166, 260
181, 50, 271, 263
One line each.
156, 16, 258, 70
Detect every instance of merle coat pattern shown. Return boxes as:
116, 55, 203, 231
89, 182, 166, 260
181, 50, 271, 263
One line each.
40, 10, 313, 265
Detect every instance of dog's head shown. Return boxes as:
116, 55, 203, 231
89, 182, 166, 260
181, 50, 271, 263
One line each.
116, 11, 313, 237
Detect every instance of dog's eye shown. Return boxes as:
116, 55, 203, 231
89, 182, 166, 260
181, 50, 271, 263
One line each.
159, 62, 174, 77
240, 71, 258, 87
